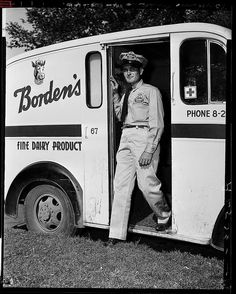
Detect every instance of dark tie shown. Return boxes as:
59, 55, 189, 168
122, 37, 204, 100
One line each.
121, 87, 131, 122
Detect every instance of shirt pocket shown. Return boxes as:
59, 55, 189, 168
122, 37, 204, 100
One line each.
131, 93, 149, 122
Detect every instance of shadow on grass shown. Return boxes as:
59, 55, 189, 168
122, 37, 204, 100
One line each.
8, 219, 223, 260
12, 224, 28, 230
76, 227, 224, 260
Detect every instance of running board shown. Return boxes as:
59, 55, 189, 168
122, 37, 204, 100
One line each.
128, 224, 210, 245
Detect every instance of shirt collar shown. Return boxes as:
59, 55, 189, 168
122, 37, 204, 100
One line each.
132, 79, 143, 91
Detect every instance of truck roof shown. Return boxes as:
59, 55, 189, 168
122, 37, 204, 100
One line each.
7, 22, 231, 66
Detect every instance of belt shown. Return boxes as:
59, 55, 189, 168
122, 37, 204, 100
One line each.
122, 125, 148, 129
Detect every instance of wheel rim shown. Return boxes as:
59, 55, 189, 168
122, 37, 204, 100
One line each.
34, 193, 63, 232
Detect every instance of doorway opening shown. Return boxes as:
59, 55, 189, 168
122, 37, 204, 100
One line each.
109, 39, 171, 233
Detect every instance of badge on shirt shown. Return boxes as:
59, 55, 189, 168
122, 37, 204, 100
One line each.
134, 93, 149, 105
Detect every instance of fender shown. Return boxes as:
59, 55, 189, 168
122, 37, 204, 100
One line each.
5, 161, 84, 228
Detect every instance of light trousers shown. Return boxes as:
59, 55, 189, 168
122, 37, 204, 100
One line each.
109, 127, 166, 240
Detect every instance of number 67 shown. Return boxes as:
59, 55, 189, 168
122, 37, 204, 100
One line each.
91, 128, 98, 134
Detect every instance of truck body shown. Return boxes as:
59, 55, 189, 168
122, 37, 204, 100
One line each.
5, 23, 231, 250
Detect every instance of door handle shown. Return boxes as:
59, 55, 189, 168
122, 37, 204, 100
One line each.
171, 72, 175, 105
85, 126, 88, 139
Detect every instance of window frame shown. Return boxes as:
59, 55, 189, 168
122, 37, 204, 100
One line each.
208, 39, 227, 104
85, 51, 103, 109
179, 38, 226, 105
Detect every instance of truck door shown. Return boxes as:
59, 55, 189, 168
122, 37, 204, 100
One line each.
170, 32, 227, 241
83, 46, 109, 226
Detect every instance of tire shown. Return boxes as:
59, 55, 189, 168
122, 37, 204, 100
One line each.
211, 206, 224, 251
24, 184, 76, 236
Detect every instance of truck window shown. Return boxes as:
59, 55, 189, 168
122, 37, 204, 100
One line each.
180, 39, 208, 105
86, 52, 102, 108
180, 39, 226, 104
210, 42, 226, 103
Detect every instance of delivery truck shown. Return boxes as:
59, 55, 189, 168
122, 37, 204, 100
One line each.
4, 22, 231, 251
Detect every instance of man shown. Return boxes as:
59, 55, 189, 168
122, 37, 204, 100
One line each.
107, 51, 170, 245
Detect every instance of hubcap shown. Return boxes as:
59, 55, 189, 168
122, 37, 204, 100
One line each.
35, 194, 63, 231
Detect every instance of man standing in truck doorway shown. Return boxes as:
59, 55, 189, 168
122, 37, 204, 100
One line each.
107, 51, 171, 245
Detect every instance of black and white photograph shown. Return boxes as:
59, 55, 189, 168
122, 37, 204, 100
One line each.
0, 0, 232, 291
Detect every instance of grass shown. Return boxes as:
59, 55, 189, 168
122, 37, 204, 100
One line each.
3, 227, 224, 289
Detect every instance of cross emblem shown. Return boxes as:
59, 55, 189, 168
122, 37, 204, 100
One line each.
184, 86, 197, 99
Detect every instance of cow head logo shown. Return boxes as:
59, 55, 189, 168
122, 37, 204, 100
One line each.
32, 60, 46, 85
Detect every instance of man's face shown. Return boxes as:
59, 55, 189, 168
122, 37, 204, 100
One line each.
122, 65, 143, 85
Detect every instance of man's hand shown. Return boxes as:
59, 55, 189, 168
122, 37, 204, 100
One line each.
110, 76, 119, 91
139, 151, 153, 167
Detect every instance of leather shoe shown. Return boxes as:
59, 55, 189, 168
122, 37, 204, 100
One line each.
104, 238, 122, 247
155, 222, 170, 231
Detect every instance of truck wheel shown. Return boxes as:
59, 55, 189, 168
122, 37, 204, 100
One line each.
24, 184, 76, 236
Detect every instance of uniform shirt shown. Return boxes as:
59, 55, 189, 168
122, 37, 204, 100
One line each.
113, 79, 164, 154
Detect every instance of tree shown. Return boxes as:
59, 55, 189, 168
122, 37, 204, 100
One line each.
6, 3, 232, 51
